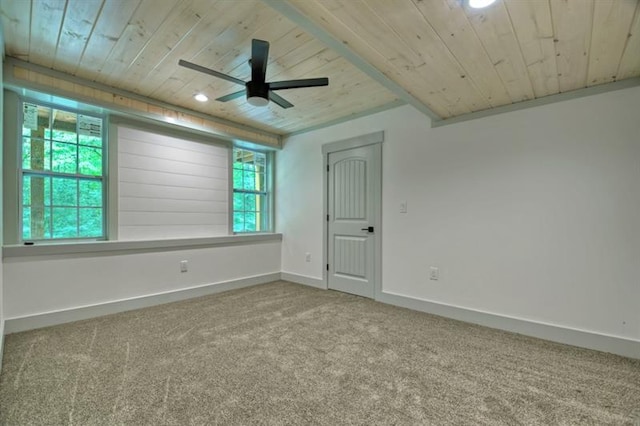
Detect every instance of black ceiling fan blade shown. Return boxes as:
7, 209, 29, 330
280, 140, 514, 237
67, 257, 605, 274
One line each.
216, 90, 246, 102
268, 77, 329, 91
251, 39, 269, 83
178, 59, 245, 86
269, 92, 294, 109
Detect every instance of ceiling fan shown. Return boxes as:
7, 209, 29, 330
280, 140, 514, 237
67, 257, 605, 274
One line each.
178, 39, 329, 109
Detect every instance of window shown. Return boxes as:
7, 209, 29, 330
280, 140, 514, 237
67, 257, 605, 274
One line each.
20, 101, 105, 241
233, 147, 271, 233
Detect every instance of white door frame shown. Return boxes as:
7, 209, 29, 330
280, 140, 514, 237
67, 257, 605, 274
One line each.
322, 131, 383, 300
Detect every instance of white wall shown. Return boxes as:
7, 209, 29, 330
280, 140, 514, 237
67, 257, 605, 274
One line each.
277, 86, 640, 343
3, 241, 281, 319
0, 42, 5, 357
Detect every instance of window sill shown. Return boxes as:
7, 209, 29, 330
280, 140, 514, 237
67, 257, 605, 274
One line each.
2, 233, 282, 259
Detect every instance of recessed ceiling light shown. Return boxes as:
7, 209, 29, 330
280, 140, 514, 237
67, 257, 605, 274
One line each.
468, 0, 497, 8
194, 93, 208, 102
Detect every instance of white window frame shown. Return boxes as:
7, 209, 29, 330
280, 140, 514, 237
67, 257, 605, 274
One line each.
232, 146, 274, 234
18, 98, 107, 242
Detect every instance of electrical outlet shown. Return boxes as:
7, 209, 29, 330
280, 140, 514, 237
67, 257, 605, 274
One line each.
429, 266, 439, 281
180, 260, 188, 273
400, 201, 408, 213
305, 252, 311, 262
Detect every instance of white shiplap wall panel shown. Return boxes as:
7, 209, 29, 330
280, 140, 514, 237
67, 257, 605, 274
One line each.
118, 126, 229, 240
118, 154, 227, 178
119, 197, 227, 213
117, 127, 224, 153
119, 168, 227, 190
119, 212, 228, 226
118, 138, 228, 168
118, 133, 227, 167
118, 182, 227, 202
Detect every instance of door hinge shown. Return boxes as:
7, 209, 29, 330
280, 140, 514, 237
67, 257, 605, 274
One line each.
326, 214, 329, 221
326, 164, 329, 172
326, 264, 329, 271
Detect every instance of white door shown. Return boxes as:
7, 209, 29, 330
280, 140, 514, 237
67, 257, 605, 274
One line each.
327, 144, 380, 299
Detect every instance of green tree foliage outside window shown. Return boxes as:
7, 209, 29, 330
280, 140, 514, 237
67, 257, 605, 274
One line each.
233, 148, 269, 233
21, 103, 104, 240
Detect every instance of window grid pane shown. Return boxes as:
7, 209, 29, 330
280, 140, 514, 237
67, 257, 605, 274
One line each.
51, 109, 77, 143
52, 141, 78, 174
52, 207, 78, 238
22, 138, 52, 171
79, 145, 102, 176
79, 208, 103, 237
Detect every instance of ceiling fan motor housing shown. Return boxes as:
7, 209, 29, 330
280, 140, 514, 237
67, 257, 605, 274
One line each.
246, 80, 270, 106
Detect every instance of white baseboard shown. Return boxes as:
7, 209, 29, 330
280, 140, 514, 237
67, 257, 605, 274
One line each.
281, 272, 326, 289
378, 290, 640, 360
5, 273, 637, 360
4, 273, 281, 334
0, 319, 4, 375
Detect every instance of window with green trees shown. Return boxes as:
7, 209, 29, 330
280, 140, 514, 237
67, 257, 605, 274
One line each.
233, 148, 270, 233
21, 102, 105, 241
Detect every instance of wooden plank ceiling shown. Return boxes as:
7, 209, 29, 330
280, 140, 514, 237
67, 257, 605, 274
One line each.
1, 0, 639, 137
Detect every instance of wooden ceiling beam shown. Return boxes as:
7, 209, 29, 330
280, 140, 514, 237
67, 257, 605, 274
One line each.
262, 0, 442, 125
3, 57, 281, 147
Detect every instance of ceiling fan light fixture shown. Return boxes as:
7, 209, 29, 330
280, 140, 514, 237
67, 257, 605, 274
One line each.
194, 93, 208, 102
467, 0, 497, 8
246, 80, 270, 107
247, 95, 269, 107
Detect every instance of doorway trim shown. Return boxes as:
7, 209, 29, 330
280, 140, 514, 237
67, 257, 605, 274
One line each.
322, 131, 384, 299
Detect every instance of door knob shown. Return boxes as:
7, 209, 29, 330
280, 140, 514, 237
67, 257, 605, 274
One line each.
361, 226, 374, 233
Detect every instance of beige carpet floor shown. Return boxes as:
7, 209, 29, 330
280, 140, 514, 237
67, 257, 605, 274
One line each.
0, 281, 639, 425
